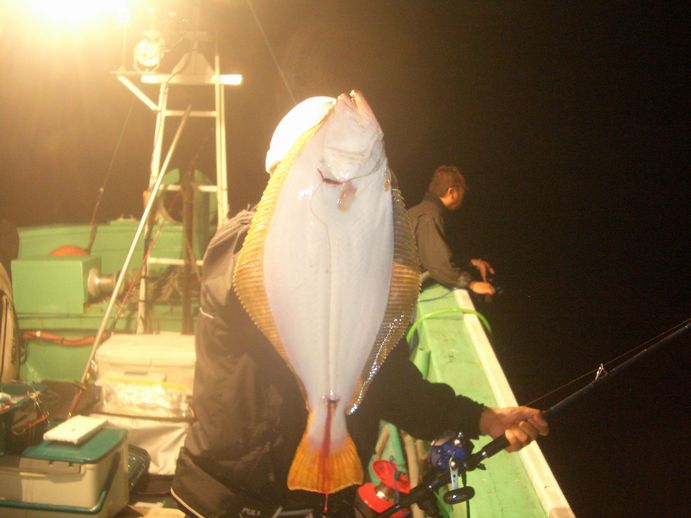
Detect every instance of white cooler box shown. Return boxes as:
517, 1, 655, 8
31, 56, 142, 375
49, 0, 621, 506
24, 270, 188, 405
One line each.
0, 428, 129, 517
94, 332, 196, 418
95, 414, 189, 476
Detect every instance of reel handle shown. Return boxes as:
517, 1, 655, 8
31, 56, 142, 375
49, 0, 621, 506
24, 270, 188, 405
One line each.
444, 486, 475, 505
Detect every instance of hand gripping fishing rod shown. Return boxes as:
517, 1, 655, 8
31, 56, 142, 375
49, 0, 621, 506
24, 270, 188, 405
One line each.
375, 319, 690, 518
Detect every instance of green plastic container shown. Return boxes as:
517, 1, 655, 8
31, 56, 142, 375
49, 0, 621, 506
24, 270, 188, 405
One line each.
0, 428, 129, 517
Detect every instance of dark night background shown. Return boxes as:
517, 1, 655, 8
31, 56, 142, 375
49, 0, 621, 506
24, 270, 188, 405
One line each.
0, 2, 689, 516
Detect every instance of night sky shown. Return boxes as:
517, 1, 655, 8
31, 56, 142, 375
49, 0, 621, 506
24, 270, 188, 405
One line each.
1, 2, 689, 516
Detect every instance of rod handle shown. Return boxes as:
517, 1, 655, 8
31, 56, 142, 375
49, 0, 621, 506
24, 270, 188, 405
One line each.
465, 434, 509, 470
479, 434, 509, 458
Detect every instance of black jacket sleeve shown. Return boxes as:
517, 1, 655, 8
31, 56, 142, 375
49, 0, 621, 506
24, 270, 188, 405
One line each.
361, 338, 486, 440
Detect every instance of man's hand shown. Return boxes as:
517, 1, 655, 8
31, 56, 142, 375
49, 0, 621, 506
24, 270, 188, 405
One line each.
468, 281, 496, 295
479, 407, 549, 452
470, 258, 495, 282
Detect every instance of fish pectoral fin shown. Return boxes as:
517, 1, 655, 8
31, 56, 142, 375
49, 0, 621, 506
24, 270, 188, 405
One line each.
287, 431, 363, 494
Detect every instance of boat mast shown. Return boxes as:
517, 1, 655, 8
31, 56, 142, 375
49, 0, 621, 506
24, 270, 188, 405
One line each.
114, 5, 240, 332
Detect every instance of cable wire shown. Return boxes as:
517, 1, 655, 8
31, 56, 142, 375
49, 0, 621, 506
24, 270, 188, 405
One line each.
86, 102, 135, 254
245, 0, 297, 104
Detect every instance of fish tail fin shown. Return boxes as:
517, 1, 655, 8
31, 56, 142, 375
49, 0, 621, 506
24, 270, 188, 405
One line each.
287, 430, 362, 494
287, 408, 363, 494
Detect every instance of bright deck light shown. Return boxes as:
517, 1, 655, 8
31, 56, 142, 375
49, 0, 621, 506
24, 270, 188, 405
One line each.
134, 31, 164, 70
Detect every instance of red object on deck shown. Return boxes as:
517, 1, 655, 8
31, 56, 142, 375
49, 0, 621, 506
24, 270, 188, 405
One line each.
357, 460, 410, 517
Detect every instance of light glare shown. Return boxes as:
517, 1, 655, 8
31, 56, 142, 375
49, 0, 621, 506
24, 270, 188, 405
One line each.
140, 74, 244, 86
23, 0, 130, 27
218, 74, 243, 86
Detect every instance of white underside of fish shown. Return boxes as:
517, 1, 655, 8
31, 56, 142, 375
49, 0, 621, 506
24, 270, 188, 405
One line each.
263, 127, 393, 450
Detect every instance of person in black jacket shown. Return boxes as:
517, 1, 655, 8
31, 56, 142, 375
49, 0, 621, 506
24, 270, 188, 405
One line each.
170, 210, 548, 518
407, 165, 496, 296
172, 98, 547, 517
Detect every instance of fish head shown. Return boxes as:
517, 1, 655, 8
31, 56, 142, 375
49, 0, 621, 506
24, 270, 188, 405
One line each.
320, 90, 386, 184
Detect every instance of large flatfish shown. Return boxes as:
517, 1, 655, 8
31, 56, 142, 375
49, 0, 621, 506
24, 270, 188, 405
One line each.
233, 91, 419, 494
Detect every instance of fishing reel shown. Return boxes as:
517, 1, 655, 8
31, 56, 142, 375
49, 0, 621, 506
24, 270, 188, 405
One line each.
429, 432, 478, 507
371, 432, 481, 518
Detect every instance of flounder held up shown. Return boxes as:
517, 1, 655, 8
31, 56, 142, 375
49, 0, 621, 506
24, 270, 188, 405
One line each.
233, 91, 419, 494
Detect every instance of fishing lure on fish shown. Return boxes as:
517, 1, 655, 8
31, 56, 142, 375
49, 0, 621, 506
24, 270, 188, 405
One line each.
233, 91, 420, 494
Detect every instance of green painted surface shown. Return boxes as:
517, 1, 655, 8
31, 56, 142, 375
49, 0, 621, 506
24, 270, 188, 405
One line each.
20, 339, 93, 384
17, 302, 194, 332
12, 256, 100, 314
91, 220, 187, 274
13, 219, 202, 384
409, 284, 546, 518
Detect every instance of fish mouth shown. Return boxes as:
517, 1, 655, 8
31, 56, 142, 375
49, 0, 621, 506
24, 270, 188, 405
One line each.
326, 90, 383, 163
319, 89, 386, 188
336, 90, 377, 123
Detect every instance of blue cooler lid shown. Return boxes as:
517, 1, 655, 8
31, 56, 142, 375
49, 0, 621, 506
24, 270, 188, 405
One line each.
22, 428, 127, 463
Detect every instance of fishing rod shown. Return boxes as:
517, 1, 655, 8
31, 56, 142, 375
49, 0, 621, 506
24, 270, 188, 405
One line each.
375, 318, 690, 517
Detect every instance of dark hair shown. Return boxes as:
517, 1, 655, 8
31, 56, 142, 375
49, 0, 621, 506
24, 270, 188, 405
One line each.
427, 165, 467, 197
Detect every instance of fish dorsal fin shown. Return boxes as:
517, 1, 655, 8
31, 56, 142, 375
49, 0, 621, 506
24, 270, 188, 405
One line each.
347, 173, 421, 413
233, 121, 326, 379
